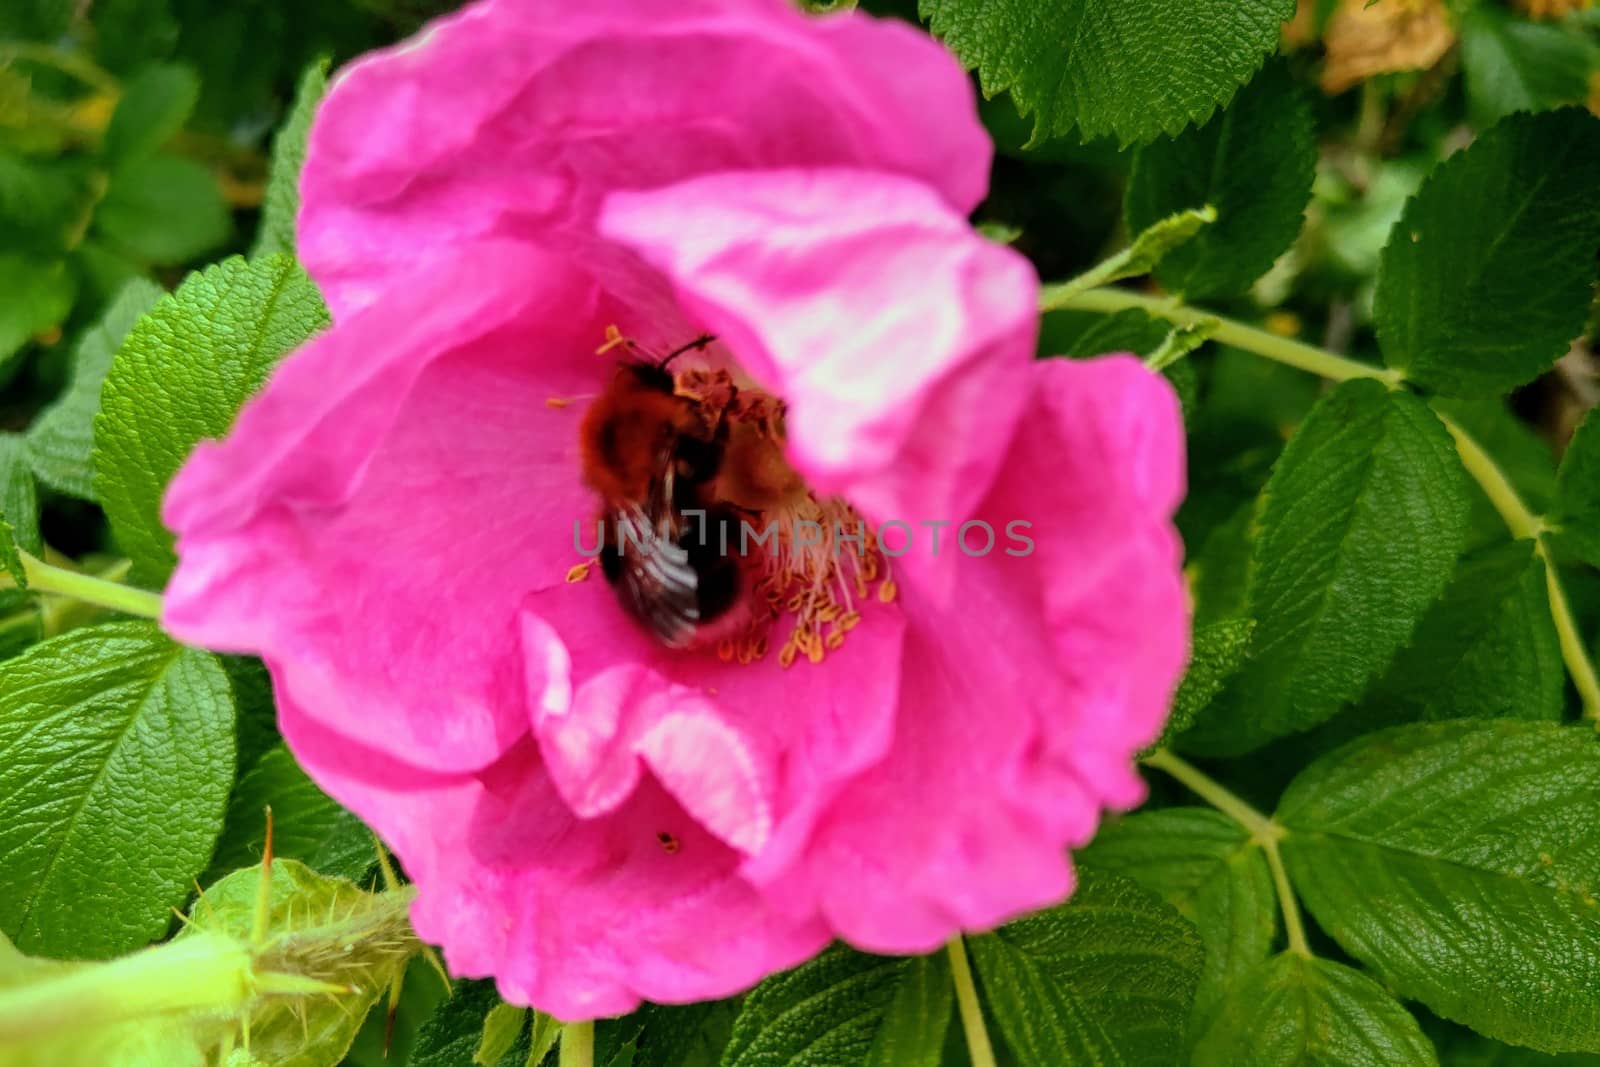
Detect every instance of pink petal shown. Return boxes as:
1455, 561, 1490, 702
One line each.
599, 167, 1039, 595
164, 241, 617, 772
280, 694, 830, 1019
750, 357, 1188, 949
521, 614, 777, 855
993, 356, 1189, 807
299, 0, 991, 317
519, 575, 908, 885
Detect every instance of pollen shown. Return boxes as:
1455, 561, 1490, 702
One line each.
566, 562, 593, 583
546, 396, 572, 409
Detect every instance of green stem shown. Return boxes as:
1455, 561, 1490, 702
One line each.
1142, 749, 1273, 838
559, 1019, 594, 1067
946, 937, 998, 1067
19, 551, 163, 621
1440, 416, 1543, 540
1439, 417, 1600, 722
1043, 286, 1403, 386
1263, 840, 1312, 958
1542, 547, 1600, 724
1144, 750, 1310, 956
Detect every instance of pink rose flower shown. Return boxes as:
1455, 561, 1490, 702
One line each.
162, 0, 1188, 1019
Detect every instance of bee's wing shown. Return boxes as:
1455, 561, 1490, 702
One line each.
612, 500, 699, 649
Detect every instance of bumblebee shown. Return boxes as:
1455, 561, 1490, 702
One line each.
577, 336, 744, 648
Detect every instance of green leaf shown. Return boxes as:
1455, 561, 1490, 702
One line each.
919, 0, 1296, 145
1374, 109, 1600, 396
479, 1003, 530, 1066
1189, 498, 1258, 626
1182, 379, 1471, 755
1040, 309, 1198, 417
94, 154, 231, 266
1153, 619, 1257, 746
976, 219, 1022, 244
254, 57, 329, 259
414, 982, 538, 1067
1278, 719, 1600, 1054
1144, 318, 1219, 373
0, 434, 41, 588
1437, 400, 1558, 511
1126, 61, 1316, 299
596, 1001, 734, 1067
0, 253, 76, 368
1553, 409, 1600, 569
204, 745, 374, 886
161, 0, 377, 130
26, 277, 164, 500
184, 859, 417, 1067
1318, 158, 1429, 282
0, 599, 42, 662
0, 619, 235, 959
1366, 540, 1564, 722
1202, 347, 1323, 434
723, 944, 951, 1067
0, 0, 74, 42
1043, 309, 1172, 360
343, 956, 451, 1067
95, 254, 329, 582
1045, 205, 1216, 301
1436, 1023, 1600, 1065
72, 238, 147, 305
88, 0, 181, 78
102, 63, 199, 166
0, 153, 100, 257
1460, 8, 1599, 131
1190, 954, 1438, 1066
967, 867, 1204, 1065
224, 654, 282, 775
1078, 808, 1275, 1032
526, 1011, 564, 1067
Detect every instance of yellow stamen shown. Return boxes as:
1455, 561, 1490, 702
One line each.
595, 324, 629, 355
566, 562, 593, 584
